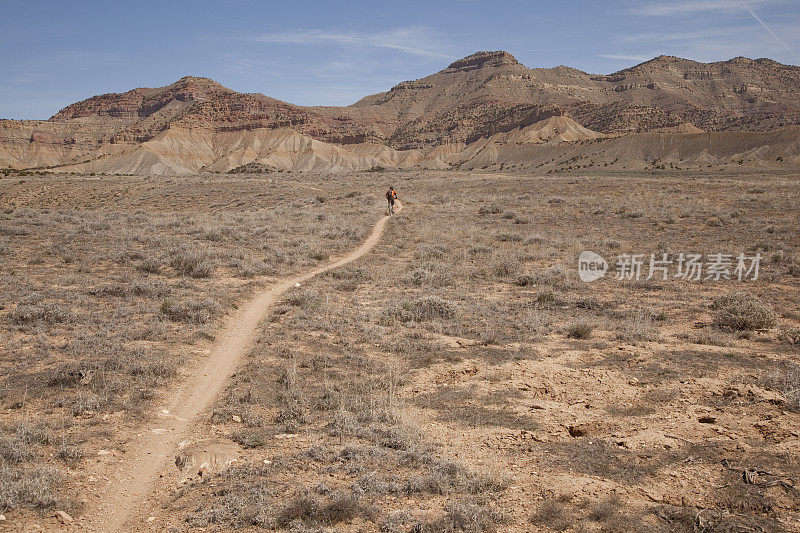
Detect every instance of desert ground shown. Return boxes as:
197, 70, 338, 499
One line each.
1, 168, 799, 532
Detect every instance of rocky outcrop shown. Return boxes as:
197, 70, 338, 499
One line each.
444, 51, 520, 72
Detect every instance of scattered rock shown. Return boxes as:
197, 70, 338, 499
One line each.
567, 422, 602, 438
175, 438, 240, 480
698, 416, 717, 424
55, 510, 73, 525
568, 425, 586, 437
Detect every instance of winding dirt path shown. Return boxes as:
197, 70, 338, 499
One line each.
87, 202, 402, 531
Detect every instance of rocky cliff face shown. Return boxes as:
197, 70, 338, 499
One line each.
1, 51, 799, 173
325, 52, 800, 147
444, 50, 521, 72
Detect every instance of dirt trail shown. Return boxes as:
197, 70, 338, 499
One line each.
87, 202, 402, 531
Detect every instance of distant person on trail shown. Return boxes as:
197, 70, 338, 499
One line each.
386, 186, 397, 214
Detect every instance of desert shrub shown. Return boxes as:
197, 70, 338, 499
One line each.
275, 489, 360, 527
516, 274, 537, 286
419, 459, 507, 495
689, 327, 734, 347
522, 308, 553, 339
88, 220, 111, 231
478, 204, 502, 215
534, 290, 560, 307
308, 247, 329, 261
525, 234, 548, 245
517, 265, 569, 290
135, 257, 162, 274
436, 500, 505, 532
328, 266, 370, 281
88, 284, 128, 297
496, 232, 523, 243
616, 311, 660, 343
529, 499, 570, 531
231, 257, 265, 278
8, 302, 72, 325
587, 495, 629, 529
371, 425, 419, 451
778, 327, 800, 345
160, 298, 220, 324
409, 296, 456, 321
202, 229, 225, 242
566, 321, 593, 339
757, 363, 800, 411
57, 442, 84, 464
491, 255, 522, 279
0, 225, 30, 236
380, 297, 456, 325
408, 262, 452, 287
186, 467, 272, 527
129, 278, 170, 297
127, 348, 175, 378
0, 434, 34, 463
15, 422, 54, 446
711, 292, 776, 331
232, 429, 271, 448
169, 247, 214, 278
71, 392, 108, 416
575, 297, 600, 309
0, 466, 61, 510
285, 289, 320, 309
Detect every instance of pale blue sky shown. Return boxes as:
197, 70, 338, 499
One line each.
1, 0, 799, 119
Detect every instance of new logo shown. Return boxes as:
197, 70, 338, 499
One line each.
578, 251, 608, 282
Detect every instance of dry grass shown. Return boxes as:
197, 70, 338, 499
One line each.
2, 169, 799, 529
0, 174, 378, 514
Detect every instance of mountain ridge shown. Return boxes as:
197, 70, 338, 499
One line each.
2, 51, 800, 174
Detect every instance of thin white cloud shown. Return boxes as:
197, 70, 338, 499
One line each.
252, 27, 451, 59
619, 27, 752, 43
223, 56, 282, 78
631, 0, 776, 16
598, 54, 652, 62
613, 10, 800, 64
741, 0, 800, 60
7, 72, 47, 84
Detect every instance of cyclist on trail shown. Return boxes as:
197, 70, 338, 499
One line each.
386, 186, 397, 214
